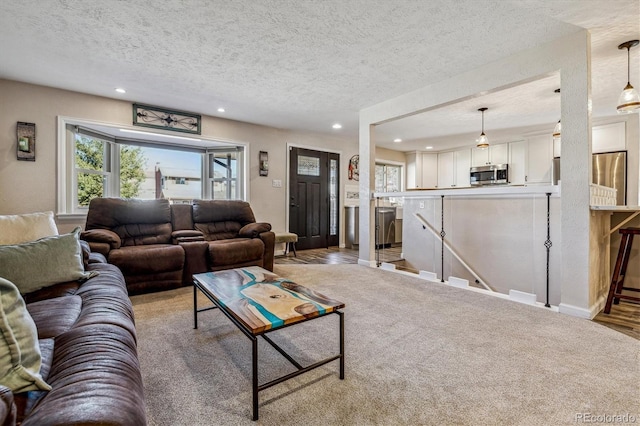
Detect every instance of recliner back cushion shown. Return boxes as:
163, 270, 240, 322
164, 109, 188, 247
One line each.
195, 221, 243, 241
85, 198, 172, 246
192, 200, 256, 240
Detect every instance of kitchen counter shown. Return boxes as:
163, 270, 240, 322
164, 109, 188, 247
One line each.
373, 185, 560, 199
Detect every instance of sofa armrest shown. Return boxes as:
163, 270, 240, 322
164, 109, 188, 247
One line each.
239, 222, 272, 238
171, 230, 204, 244
81, 229, 122, 249
259, 231, 275, 272
0, 385, 16, 426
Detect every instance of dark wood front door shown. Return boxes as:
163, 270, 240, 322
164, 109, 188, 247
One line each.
289, 147, 339, 250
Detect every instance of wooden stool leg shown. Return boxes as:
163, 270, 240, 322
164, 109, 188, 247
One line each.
291, 242, 297, 257
614, 234, 634, 305
605, 233, 630, 314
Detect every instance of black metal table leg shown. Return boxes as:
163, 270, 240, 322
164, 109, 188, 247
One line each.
252, 336, 259, 421
339, 311, 344, 379
193, 283, 198, 329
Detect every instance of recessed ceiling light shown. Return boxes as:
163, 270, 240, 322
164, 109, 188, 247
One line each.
332, 123, 342, 129
425, 146, 433, 150
217, 107, 225, 113
393, 138, 402, 143
115, 88, 126, 94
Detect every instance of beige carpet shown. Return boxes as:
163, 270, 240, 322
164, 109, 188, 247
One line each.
131, 264, 640, 425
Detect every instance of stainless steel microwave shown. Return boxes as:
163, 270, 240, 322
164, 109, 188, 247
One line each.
470, 164, 509, 186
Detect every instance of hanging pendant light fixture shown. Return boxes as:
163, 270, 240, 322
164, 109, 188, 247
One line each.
617, 40, 640, 113
476, 107, 489, 149
552, 88, 561, 140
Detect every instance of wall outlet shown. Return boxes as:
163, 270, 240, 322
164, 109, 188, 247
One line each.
419, 201, 425, 209
272, 179, 282, 188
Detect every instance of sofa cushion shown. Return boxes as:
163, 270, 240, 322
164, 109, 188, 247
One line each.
0, 211, 58, 245
195, 221, 243, 240
108, 244, 185, 275
207, 238, 265, 267
27, 296, 82, 340
85, 198, 172, 246
0, 278, 51, 393
0, 228, 97, 294
192, 200, 256, 225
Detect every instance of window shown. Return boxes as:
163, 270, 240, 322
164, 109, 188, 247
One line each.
375, 163, 403, 193
59, 120, 246, 215
209, 148, 243, 200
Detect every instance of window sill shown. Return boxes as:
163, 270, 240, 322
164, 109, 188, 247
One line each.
56, 212, 88, 222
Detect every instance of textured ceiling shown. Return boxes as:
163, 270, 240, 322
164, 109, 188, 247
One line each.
0, 0, 638, 152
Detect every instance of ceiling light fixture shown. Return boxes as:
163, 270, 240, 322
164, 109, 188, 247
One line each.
393, 138, 402, 143
476, 107, 489, 149
115, 88, 126, 94
332, 123, 342, 129
617, 40, 640, 113
425, 146, 433, 150
217, 107, 225, 113
553, 88, 561, 140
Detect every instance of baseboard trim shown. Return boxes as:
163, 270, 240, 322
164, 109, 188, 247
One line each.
358, 258, 377, 267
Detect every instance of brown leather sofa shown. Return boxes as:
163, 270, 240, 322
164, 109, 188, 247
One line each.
0, 247, 146, 425
81, 198, 275, 295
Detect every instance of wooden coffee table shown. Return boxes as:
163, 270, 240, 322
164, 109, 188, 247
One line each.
193, 266, 345, 420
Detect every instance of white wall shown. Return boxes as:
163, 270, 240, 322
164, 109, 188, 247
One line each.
0, 79, 358, 244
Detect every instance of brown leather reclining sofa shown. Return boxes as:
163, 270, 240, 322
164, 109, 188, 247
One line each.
81, 198, 275, 295
0, 245, 146, 425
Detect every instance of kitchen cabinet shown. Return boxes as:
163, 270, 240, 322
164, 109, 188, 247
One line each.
527, 134, 552, 184
552, 121, 626, 157
405, 152, 438, 189
508, 140, 527, 185
471, 143, 508, 167
438, 149, 471, 188
592, 122, 625, 153
421, 153, 438, 188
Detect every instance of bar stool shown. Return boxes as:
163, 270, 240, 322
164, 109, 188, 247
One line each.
604, 227, 640, 313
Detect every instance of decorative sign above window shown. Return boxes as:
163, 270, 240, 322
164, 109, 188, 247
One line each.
133, 103, 201, 134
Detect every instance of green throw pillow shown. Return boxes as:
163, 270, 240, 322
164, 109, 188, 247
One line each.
0, 277, 51, 392
0, 227, 97, 294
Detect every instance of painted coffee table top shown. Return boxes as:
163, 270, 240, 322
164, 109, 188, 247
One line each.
194, 267, 345, 334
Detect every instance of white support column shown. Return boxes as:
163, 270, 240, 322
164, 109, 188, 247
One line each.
358, 121, 376, 266
558, 31, 593, 317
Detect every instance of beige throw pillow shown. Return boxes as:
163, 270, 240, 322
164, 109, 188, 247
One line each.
0, 211, 58, 245
0, 227, 97, 294
0, 277, 51, 392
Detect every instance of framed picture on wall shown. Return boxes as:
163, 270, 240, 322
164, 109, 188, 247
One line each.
16, 122, 36, 161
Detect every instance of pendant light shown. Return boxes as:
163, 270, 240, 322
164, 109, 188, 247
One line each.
617, 40, 640, 114
552, 88, 561, 140
476, 107, 489, 149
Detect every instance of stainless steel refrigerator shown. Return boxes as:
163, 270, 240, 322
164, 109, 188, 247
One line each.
553, 151, 627, 205
593, 151, 626, 205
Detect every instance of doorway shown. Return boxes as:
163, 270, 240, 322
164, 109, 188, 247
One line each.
289, 147, 339, 250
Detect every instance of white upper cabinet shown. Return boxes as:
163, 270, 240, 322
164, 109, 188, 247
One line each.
437, 148, 471, 188
508, 140, 527, 185
421, 153, 438, 188
437, 151, 454, 188
592, 122, 626, 153
527, 134, 552, 184
454, 149, 471, 188
552, 121, 626, 157
406, 152, 438, 189
471, 143, 508, 167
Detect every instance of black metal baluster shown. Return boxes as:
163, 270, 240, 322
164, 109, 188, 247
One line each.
544, 192, 552, 308
375, 197, 380, 267
441, 195, 446, 282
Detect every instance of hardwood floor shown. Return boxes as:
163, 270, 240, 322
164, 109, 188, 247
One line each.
276, 246, 640, 340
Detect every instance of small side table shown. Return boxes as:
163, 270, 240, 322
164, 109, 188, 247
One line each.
274, 232, 298, 257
